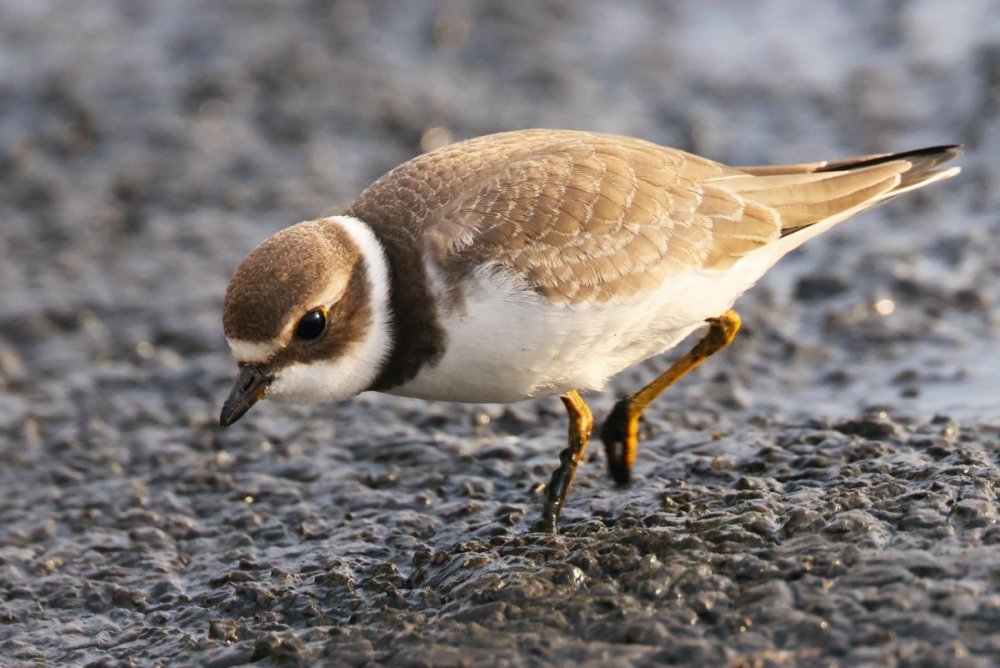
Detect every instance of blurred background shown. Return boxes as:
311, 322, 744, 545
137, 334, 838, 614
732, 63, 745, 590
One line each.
1, 1, 999, 665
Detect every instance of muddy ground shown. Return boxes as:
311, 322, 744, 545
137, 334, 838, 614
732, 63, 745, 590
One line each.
1, 1, 999, 666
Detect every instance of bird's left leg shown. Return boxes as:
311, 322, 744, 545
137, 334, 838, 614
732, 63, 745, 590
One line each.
600, 309, 741, 486
538, 390, 594, 533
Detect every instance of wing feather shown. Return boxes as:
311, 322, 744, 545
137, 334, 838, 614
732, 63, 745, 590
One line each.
345, 130, 960, 306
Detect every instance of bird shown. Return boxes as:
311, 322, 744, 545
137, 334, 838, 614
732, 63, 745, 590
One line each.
218, 129, 961, 533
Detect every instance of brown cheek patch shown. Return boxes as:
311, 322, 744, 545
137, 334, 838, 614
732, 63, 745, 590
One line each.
271, 258, 372, 368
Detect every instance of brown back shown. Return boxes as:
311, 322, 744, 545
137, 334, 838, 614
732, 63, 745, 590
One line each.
349, 130, 959, 306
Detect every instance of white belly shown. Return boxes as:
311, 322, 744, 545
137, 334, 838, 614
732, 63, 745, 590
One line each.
384, 254, 775, 403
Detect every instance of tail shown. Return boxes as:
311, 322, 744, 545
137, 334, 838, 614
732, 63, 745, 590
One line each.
810, 145, 963, 205
715, 145, 962, 241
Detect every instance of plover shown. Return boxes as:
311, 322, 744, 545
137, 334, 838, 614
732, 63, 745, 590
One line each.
219, 129, 961, 532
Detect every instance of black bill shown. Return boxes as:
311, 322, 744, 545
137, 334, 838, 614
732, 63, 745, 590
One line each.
219, 366, 271, 427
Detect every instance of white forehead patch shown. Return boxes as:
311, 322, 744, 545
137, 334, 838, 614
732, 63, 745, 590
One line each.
227, 338, 275, 364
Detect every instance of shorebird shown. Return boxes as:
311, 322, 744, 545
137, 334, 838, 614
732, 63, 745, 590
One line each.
219, 129, 961, 532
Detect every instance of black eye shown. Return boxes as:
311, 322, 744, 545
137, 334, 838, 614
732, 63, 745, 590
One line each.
295, 309, 326, 340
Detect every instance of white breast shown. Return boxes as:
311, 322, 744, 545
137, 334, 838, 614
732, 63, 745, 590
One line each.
384, 247, 783, 404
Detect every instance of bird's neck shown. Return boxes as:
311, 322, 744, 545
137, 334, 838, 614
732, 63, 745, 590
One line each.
342, 211, 447, 392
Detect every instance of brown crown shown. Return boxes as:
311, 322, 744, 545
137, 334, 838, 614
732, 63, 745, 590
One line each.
223, 219, 360, 343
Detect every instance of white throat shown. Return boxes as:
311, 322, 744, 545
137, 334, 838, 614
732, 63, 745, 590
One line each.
267, 215, 394, 404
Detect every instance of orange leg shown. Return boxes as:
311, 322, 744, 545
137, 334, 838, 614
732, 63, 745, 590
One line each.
539, 390, 594, 533
600, 310, 742, 485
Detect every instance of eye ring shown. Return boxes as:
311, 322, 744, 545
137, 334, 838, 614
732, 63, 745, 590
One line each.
294, 308, 327, 341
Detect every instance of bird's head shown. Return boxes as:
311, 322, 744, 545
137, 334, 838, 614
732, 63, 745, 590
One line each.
219, 216, 392, 427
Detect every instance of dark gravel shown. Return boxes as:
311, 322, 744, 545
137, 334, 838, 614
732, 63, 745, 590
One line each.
1, 2, 999, 666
